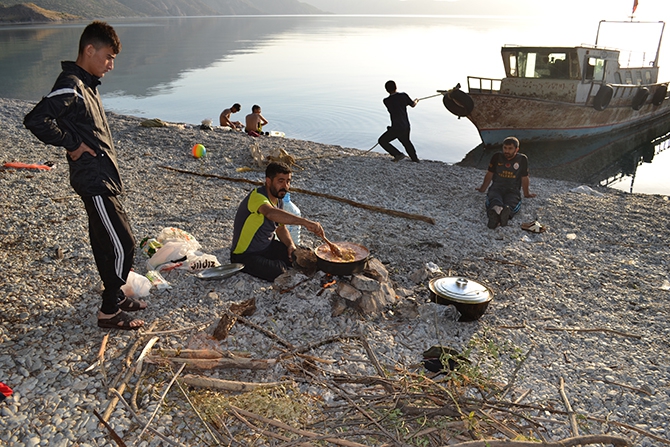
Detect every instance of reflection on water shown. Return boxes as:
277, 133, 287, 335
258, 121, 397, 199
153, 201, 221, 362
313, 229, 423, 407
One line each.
1, 16, 669, 194
458, 117, 670, 195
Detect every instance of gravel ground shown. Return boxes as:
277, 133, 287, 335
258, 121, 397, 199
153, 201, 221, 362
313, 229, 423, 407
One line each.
1, 97, 669, 446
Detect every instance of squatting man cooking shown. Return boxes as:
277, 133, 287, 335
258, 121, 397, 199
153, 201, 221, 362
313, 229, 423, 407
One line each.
230, 162, 327, 282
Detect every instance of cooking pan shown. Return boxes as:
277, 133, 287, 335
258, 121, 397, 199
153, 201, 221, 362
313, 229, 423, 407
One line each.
315, 241, 369, 276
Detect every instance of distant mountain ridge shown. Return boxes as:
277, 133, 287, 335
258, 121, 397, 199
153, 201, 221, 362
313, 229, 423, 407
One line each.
0, 0, 325, 21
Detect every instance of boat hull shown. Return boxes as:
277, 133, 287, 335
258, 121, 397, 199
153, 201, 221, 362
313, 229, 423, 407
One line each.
468, 92, 670, 147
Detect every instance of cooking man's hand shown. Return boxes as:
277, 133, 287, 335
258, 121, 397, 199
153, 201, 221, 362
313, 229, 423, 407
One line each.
304, 220, 325, 239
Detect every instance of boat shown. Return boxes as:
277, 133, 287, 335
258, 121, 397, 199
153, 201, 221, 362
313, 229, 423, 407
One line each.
441, 20, 670, 147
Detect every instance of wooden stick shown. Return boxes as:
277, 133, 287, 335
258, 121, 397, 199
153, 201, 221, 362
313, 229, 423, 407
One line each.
157, 348, 251, 358
229, 404, 371, 447
137, 363, 186, 440
544, 326, 641, 339
174, 379, 222, 445
222, 307, 297, 350
600, 378, 652, 396
446, 435, 630, 446
92, 408, 128, 447
182, 374, 289, 391
134, 336, 159, 376
160, 165, 436, 225
109, 388, 183, 447
103, 321, 159, 422
146, 355, 276, 370
559, 377, 579, 438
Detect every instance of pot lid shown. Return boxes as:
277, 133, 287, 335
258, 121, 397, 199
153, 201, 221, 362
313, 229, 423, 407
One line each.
429, 277, 493, 304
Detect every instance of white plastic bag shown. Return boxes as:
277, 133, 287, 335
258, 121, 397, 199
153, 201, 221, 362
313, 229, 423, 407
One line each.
155, 227, 201, 251
147, 241, 190, 269
121, 271, 152, 298
183, 251, 220, 272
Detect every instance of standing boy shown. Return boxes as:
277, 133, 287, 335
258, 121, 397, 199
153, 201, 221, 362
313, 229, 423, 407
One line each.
24, 21, 145, 330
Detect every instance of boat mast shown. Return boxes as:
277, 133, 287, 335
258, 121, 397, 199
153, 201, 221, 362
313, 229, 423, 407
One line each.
595, 20, 665, 68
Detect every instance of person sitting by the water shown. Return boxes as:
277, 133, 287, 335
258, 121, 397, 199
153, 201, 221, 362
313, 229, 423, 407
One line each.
219, 103, 243, 130
476, 136, 537, 229
230, 161, 326, 282
245, 104, 269, 137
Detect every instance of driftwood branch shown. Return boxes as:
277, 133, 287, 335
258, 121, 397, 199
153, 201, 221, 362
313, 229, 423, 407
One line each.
446, 435, 631, 446
559, 377, 579, 438
160, 165, 435, 224
182, 374, 290, 391
92, 408, 127, 447
229, 404, 370, 447
146, 355, 276, 370
109, 388, 183, 447
137, 363, 186, 440
221, 306, 297, 350
103, 321, 159, 422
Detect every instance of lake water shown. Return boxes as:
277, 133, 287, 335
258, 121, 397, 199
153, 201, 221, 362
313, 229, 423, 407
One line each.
1, 15, 669, 195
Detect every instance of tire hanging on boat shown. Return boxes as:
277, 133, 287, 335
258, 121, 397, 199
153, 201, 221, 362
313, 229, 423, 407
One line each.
632, 87, 650, 110
593, 84, 613, 111
651, 84, 667, 106
442, 84, 475, 117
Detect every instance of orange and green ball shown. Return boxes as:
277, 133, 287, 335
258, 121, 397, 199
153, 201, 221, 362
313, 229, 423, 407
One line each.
192, 144, 206, 158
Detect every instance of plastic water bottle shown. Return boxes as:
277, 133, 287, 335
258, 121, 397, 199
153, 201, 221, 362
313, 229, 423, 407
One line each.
282, 192, 301, 245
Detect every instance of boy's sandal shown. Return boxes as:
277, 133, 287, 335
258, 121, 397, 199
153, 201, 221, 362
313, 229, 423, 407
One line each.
521, 221, 546, 233
118, 296, 147, 312
98, 311, 144, 330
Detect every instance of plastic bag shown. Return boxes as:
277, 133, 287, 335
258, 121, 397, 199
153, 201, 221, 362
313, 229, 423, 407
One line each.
147, 241, 190, 270
156, 227, 201, 251
146, 270, 171, 290
183, 251, 220, 272
121, 271, 152, 298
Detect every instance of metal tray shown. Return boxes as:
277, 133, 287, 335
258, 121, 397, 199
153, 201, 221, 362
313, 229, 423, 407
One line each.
194, 263, 245, 280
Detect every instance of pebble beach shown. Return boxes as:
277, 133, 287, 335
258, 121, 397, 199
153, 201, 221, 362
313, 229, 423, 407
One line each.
1, 96, 669, 446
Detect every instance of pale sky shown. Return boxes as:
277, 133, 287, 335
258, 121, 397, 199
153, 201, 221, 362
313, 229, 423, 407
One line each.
306, 0, 670, 20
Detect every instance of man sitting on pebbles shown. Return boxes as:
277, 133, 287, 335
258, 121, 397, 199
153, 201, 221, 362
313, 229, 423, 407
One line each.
245, 104, 269, 137
24, 21, 146, 330
230, 162, 326, 281
476, 136, 537, 229
219, 103, 243, 130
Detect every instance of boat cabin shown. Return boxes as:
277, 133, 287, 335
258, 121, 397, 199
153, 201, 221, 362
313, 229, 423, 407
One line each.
495, 45, 660, 104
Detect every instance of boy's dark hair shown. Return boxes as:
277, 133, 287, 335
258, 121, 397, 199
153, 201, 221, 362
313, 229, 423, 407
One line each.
252, 104, 261, 112
502, 136, 520, 148
265, 162, 291, 179
385, 80, 397, 94
79, 21, 121, 55
232, 103, 241, 110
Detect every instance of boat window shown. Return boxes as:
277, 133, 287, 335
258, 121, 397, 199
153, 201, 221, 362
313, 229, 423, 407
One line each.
509, 54, 517, 77
644, 71, 652, 83
614, 72, 622, 83
509, 50, 576, 79
624, 71, 633, 84
585, 57, 606, 81
635, 71, 643, 84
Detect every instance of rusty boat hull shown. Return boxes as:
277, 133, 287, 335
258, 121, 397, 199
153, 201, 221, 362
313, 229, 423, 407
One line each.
467, 89, 670, 146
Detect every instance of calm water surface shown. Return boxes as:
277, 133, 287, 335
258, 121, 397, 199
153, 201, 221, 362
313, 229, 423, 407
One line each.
1, 15, 669, 195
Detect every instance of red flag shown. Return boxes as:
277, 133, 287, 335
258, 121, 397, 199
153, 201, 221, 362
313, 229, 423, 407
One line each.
632, 0, 639, 13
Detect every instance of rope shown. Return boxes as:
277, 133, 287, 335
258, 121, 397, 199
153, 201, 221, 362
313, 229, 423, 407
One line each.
416, 93, 444, 101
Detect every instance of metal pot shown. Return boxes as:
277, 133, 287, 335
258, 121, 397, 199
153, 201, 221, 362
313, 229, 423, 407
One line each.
315, 241, 369, 276
429, 277, 494, 322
